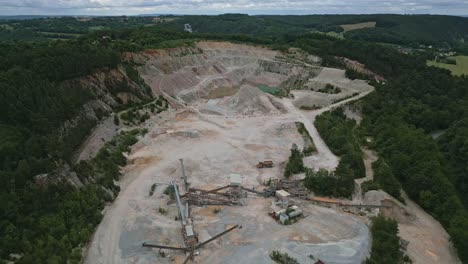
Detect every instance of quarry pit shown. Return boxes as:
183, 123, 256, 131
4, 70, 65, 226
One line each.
85, 42, 376, 264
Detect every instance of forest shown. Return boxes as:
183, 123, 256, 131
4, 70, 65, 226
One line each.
0, 27, 198, 263
308, 109, 365, 198
0, 15, 468, 263
3, 14, 468, 50
162, 14, 468, 50
364, 216, 407, 264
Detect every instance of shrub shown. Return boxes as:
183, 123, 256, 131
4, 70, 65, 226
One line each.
113, 114, 120, 125
270, 250, 299, 264
365, 216, 403, 264
158, 207, 168, 215
164, 185, 176, 199
149, 183, 157, 196
284, 144, 304, 178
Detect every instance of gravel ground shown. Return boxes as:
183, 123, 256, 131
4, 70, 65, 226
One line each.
85, 92, 373, 264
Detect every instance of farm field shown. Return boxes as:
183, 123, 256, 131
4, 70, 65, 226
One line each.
427, 56, 468, 76
340, 21, 376, 32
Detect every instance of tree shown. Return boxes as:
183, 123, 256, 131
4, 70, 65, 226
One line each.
113, 114, 120, 126
284, 144, 304, 178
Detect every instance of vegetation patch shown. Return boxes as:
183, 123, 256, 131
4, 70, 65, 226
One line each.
284, 144, 305, 178
295, 122, 316, 156
299, 105, 321, 110
75, 129, 147, 194
365, 216, 410, 264
158, 207, 168, 215
346, 68, 369, 80
315, 109, 365, 178
149, 183, 157, 196
341, 22, 376, 32
309, 108, 367, 198
270, 250, 299, 264
304, 167, 355, 198
427, 56, 468, 76
257, 84, 288, 97
164, 185, 176, 199
361, 58, 468, 261
0, 129, 144, 263
372, 159, 403, 201
119, 96, 168, 125
318, 83, 341, 94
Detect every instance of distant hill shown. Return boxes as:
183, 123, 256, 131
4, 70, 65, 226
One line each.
2, 14, 468, 51
161, 14, 468, 50
0, 15, 67, 20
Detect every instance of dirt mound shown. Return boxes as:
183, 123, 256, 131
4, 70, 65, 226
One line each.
381, 199, 416, 223
293, 92, 334, 108
226, 85, 286, 115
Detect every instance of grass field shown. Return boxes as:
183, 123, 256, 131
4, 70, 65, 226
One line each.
258, 84, 280, 94
427, 56, 468, 76
39, 31, 82, 36
257, 84, 288, 97
340, 22, 376, 32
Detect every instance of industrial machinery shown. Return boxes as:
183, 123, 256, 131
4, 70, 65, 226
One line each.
256, 160, 274, 168
142, 160, 241, 263
142, 181, 240, 263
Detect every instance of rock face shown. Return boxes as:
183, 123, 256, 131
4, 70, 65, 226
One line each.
125, 41, 320, 106
47, 65, 154, 187
55, 67, 153, 156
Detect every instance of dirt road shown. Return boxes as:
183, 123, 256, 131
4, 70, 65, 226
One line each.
361, 155, 461, 264
282, 87, 374, 171
353, 148, 378, 203
398, 193, 461, 264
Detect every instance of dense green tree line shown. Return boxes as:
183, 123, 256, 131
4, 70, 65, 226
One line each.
304, 168, 355, 198
162, 14, 468, 49
438, 118, 468, 207
355, 54, 468, 263
315, 108, 365, 179
0, 28, 179, 263
284, 144, 305, 178
0, 16, 158, 40
303, 108, 365, 198
362, 82, 468, 264
5, 14, 468, 49
0, 130, 144, 263
365, 216, 406, 264
362, 159, 403, 202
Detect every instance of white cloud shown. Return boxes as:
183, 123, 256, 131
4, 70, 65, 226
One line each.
0, 0, 467, 15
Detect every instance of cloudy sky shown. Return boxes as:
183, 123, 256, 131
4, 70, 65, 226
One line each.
0, 0, 467, 16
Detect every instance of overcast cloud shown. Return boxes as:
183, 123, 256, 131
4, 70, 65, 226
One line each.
0, 0, 467, 16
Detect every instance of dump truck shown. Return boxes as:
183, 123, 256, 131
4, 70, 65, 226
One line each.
256, 161, 274, 168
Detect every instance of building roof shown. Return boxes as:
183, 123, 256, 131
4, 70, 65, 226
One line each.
276, 190, 291, 198
230, 174, 242, 185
